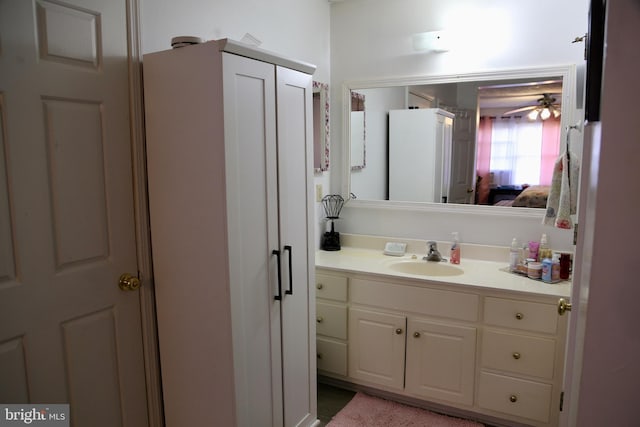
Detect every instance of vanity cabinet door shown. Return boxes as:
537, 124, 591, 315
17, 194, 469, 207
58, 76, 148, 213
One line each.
405, 318, 477, 406
348, 308, 406, 390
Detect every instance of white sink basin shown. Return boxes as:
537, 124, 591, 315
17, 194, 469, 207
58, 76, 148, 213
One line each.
388, 260, 464, 277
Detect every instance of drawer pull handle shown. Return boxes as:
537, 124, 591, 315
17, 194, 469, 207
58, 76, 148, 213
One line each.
512, 352, 521, 360
317, 283, 324, 290
316, 316, 324, 323
413, 332, 421, 338
515, 312, 524, 320
317, 353, 323, 360
509, 395, 518, 403
395, 328, 403, 335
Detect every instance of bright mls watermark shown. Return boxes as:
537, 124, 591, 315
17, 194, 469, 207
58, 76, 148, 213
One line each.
0, 405, 69, 426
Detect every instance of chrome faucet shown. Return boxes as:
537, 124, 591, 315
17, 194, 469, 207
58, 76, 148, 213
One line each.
423, 241, 443, 262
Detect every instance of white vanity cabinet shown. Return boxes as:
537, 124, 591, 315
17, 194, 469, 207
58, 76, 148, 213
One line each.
316, 267, 568, 427
315, 273, 349, 376
348, 277, 478, 406
477, 297, 565, 426
144, 40, 316, 427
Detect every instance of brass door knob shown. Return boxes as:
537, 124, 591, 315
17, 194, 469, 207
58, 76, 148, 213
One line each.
395, 328, 403, 335
558, 298, 572, 315
119, 273, 140, 291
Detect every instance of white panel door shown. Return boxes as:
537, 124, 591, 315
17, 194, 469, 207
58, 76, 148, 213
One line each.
275, 65, 315, 427
349, 308, 406, 390
449, 109, 477, 204
0, 1, 148, 425
405, 318, 476, 405
222, 53, 284, 427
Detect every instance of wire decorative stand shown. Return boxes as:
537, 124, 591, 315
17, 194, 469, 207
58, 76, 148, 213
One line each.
321, 195, 344, 251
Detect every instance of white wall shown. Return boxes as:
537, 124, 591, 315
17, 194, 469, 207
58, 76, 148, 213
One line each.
330, 0, 588, 249
140, 0, 332, 248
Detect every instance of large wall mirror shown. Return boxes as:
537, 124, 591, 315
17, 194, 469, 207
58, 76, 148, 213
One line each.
343, 65, 578, 214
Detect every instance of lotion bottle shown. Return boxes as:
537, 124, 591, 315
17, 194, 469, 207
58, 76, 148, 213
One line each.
509, 238, 520, 272
450, 232, 460, 264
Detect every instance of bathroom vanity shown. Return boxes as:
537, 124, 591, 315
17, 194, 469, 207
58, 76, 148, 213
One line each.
315, 235, 570, 427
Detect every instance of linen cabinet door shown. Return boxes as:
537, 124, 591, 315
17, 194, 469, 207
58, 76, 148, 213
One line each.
348, 308, 406, 390
275, 65, 315, 427
405, 318, 476, 405
222, 52, 284, 427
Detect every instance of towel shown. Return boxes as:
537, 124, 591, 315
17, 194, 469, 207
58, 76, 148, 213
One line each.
544, 151, 579, 229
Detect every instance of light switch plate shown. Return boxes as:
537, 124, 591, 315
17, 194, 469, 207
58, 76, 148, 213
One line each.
384, 242, 407, 257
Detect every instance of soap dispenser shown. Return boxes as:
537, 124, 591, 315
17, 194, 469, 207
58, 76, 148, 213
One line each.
450, 232, 460, 264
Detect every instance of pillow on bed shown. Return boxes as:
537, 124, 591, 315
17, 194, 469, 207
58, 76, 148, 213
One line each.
512, 185, 550, 208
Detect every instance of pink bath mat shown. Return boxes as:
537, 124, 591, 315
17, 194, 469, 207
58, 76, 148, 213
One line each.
327, 392, 485, 427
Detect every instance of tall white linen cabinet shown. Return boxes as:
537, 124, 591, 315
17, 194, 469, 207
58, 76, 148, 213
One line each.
143, 40, 318, 427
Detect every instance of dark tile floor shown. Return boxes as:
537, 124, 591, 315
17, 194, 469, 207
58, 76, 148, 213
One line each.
317, 382, 356, 426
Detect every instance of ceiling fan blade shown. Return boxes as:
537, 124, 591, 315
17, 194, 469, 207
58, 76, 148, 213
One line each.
503, 105, 537, 115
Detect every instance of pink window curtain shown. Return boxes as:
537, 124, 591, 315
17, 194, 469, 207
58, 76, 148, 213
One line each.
476, 116, 493, 204
539, 116, 561, 185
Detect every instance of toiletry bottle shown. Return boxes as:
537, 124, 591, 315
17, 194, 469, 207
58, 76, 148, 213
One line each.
509, 238, 520, 272
551, 253, 561, 282
528, 241, 540, 262
539, 233, 552, 261
542, 257, 553, 282
450, 232, 460, 264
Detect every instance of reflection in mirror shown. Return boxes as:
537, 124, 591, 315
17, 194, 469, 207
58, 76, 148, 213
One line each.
345, 66, 576, 211
313, 81, 330, 173
350, 91, 365, 170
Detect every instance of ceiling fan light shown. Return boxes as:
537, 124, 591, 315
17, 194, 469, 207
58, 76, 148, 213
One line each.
540, 107, 551, 120
528, 109, 539, 120
552, 108, 561, 118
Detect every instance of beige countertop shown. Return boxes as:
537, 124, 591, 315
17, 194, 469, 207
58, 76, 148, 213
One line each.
315, 235, 571, 299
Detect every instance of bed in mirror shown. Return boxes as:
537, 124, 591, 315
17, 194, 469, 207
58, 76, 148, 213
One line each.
342, 65, 578, 214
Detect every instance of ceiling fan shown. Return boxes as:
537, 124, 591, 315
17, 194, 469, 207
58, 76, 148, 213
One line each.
503, 93, 561, 120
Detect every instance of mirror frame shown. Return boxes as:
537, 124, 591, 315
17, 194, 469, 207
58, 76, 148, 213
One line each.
313, 81, 330, 173
341, 64, 577, 218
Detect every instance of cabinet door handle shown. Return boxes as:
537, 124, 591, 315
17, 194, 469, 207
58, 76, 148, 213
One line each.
512, 352, 521, 360
284, 245, 293, 295
509, 395, 518, 403
515, 312, 524, 320
316, 316, 324, 323
413, 332, 421, 338
395, 328, 403, 335
316, 283, 323, 290
272, 249, 282, 301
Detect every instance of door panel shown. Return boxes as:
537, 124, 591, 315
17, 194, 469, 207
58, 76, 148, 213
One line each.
222, 53, 283, 427
276, 65, 314, 427
349, 308, 406, 390
0, 1, 147, 425
405, 318, 476, 405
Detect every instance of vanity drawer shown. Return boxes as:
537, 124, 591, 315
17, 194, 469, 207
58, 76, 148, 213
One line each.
316, 302, 347, 340
316, 337, 347, 376
350, 278, 479, 322
478, 371, 552, 423
484, 297, 558, 334
481, 329, 556, 379
315, 273, 348, 302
